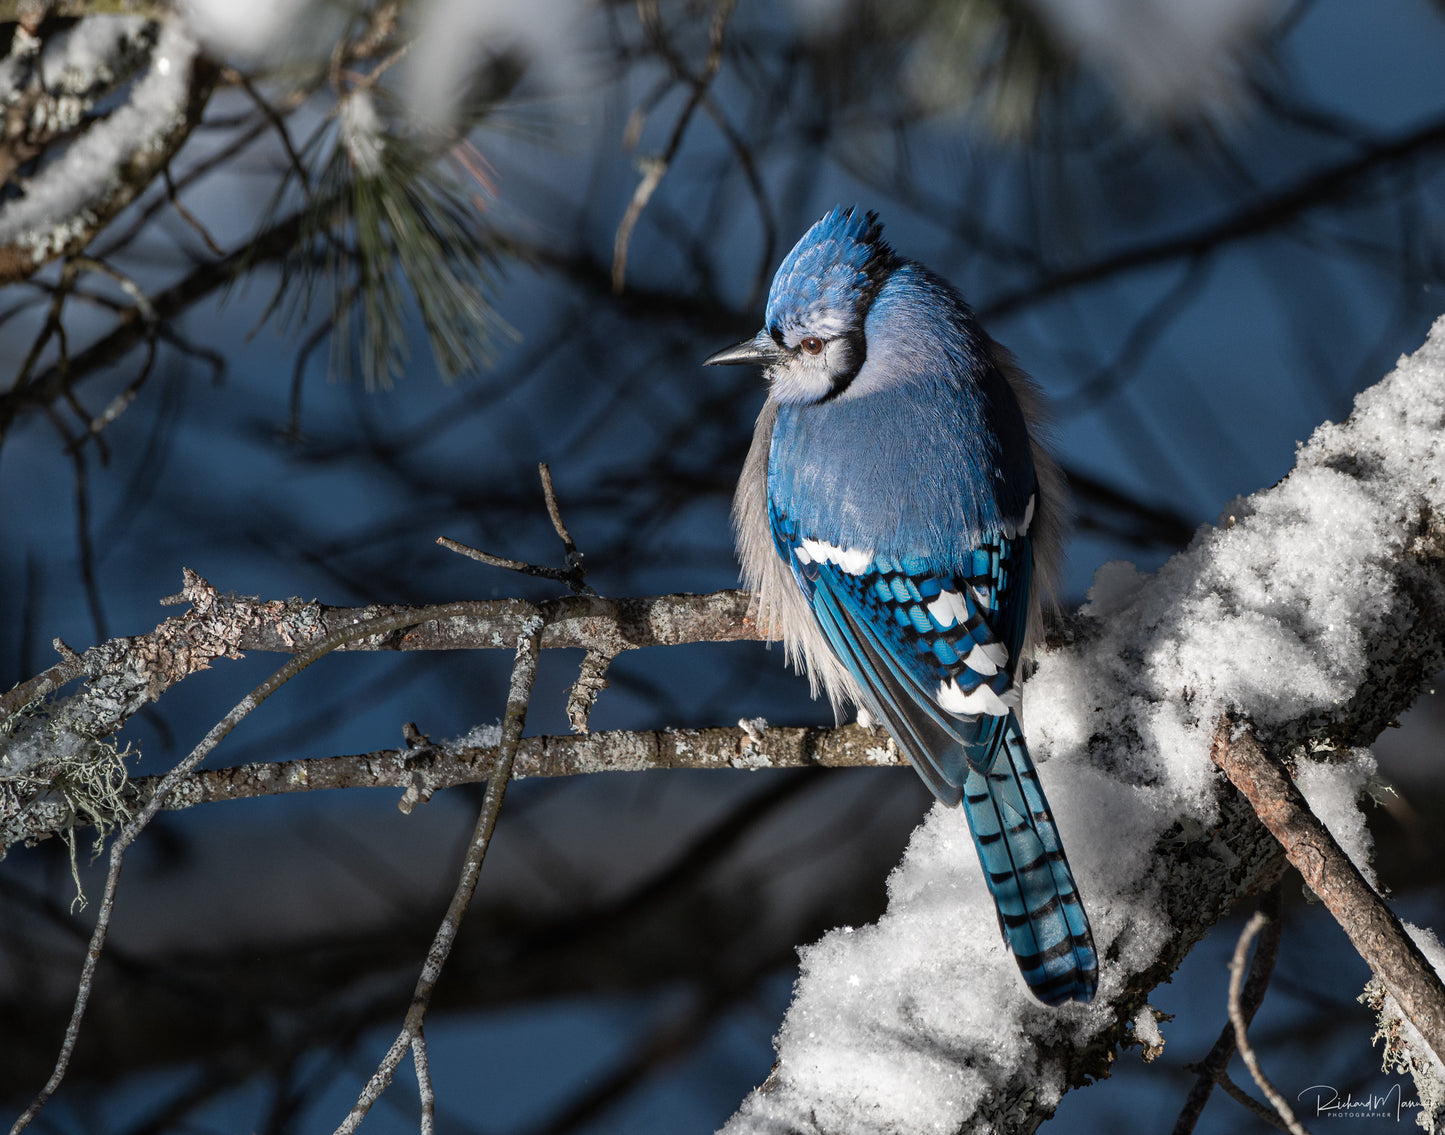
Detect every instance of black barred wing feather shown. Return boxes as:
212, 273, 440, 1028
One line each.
770, 510, 1098, 1004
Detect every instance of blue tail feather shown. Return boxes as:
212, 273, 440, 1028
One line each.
962, 717, 1097, 1005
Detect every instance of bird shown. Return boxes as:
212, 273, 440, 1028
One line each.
704, 206, 1097, 1006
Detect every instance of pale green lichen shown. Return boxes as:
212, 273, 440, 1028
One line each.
1, 698, 137, 909
1360, 976, 1445, 1132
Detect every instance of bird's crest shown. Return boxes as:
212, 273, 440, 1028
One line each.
764, 206, 897, 338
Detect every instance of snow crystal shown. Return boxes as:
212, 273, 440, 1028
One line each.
720, 317, 1445, 1133
450, 723, 503, 750
1294, 749, 1380, 891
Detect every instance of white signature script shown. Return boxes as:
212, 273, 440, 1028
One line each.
1298, 1083, 1421, 1121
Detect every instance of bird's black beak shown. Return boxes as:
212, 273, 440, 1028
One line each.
702, 332, 784, 367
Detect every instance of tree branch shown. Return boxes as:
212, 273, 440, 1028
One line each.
4, 721, 908, 847
1212, 722, 1445, 1066
0, 19, 219, 286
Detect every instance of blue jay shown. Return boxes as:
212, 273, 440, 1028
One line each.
705, 207, 1097, 1005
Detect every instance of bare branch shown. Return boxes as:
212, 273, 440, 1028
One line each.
332, 622, 541, 1133
10, 601, 484, 1134
1211, 722, 1445, 1067
612, 0, 737, 292
1227, 911, 1311, 1135
1172, 883, 1285, 1135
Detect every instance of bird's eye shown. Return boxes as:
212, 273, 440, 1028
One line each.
800, 336, 824, 356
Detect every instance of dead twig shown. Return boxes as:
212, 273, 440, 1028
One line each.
1211, 721, 1445, 1067
1172, 883, 1285, 1135
331, 621, 541, 1133
1227, 911, 1310, 1135
439, 462, 595, 596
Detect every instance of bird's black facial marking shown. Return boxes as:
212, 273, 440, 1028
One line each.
817, 328, 868, 404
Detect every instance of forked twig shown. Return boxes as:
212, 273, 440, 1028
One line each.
612, 0, 737, 292
1228, 912, 1310, 1135
439, 462, 595, 596
1171, 883, 1285, 1135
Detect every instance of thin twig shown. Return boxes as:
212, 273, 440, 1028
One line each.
65, 258, 159, 449
1215, 1070, 1297, 1133
8, 603, 488, 1135
285, 315, 338, 441
1228, 912, 1310, 1135
45, 409, 108, 641
1172, 883, 1285, 1135
436, 536, 576, 584
332, 622, 541, 1134
537, 462, 595, 596
228, 68, 313, 202
538, 462, 577, 557
11, 260, 78, 398
439, 463, 596, 596
162, 165, 227, 256
412, 1031, 435, 1135
612, 0, 737, 292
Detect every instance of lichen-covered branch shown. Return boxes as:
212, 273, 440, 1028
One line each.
0, 572, 758, 723
0, 573, 762, 852
3, 721, 909, 847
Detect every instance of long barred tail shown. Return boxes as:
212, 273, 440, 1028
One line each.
961, 715, 1098, 1005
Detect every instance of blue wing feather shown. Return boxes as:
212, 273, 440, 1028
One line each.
771, 500, 1098, 1005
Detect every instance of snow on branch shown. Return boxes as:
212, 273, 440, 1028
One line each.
719, 317, 1445, 1134
0, 16, 217, 283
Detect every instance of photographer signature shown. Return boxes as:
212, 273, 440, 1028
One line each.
1297, 1083, 1420, 1122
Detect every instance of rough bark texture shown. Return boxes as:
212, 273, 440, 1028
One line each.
1212, 725, 1445, 1065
